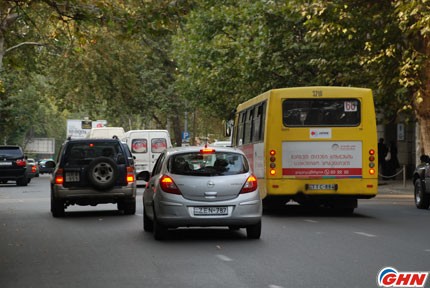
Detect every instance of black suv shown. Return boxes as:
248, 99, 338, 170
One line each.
49, 138, 136, 217
0, 145, 28, 186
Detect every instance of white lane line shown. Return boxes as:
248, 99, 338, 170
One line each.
216, 254, 233, 262
269, 285, 285, 288
304, 219, 318, 223
354, 232, 377, 237
136, 213, 143, 217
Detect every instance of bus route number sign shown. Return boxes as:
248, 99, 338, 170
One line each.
312, 90, 323, 97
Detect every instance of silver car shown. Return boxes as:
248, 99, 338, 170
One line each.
142, 146, 262, 240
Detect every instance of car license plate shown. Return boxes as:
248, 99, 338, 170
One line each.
193, 207, 228, 216
307, 184, 337, 190
65, 172, 80, 182
0, 162, 12, 166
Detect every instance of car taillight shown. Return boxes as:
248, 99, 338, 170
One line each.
55, 168, 64, 185
16, 159, 26, 167
160, 175, 181, 194
31, 165, 37, 173
126, 166, 135, 184
240, 174, 258, 193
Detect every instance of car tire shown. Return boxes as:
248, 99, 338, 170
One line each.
414, 179, 430, 209
143, 208, 153, 232
153, 213, 168, 241
246, 221, 261, 239
16, 177, 28, 187
51, 198, 65, 217
120, 199, 136, 215
87, 157, 119, 190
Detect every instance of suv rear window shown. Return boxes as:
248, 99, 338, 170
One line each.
0, 147, 23, 157
63, 141, 121, 166
169, 152, 248, 176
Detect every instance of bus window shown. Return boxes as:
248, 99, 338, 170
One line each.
282, 99, 361, 127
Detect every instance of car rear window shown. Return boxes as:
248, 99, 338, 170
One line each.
0, 147, 22, 157
64, 141, 121, 166
169, 151, 249, 176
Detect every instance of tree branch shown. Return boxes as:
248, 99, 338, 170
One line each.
4, 42, 45, 54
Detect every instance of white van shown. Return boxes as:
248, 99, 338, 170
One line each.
122, 130, 172, 180
87, 127, 126, 140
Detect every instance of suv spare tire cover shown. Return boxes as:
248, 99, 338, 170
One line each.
87, 157, 119, 190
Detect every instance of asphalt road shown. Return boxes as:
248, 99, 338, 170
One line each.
0, 175, 428, 288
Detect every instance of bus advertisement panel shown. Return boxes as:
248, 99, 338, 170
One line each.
282, 141, 362, 178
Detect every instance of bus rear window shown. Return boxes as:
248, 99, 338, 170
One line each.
282, 98, 361, 127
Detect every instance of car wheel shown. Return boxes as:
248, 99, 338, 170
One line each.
87, 157, 119, 190
414, 180, 430, 209
16, 177, 28, 187
246, 221, 261, 239
122, 199, 136, 215
51, 197, 65, 217
153, 212, 168, 241
143, 208, 153, 232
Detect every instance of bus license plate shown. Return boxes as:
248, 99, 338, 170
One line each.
65, 172, 80, 182
307, 184, 337, 190
194, 207, 228, 216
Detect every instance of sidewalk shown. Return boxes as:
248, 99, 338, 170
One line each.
377, 178, 413, 196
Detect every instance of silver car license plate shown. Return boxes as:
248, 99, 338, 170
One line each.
307, 184, 337, 190
0, 162, 12, 166
65, 171, 80, 182
193, 207, 228, 216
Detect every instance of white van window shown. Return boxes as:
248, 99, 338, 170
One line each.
151, 138, 167, 153
131, 139, 148, 153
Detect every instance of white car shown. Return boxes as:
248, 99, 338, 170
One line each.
142, 146, 262, 240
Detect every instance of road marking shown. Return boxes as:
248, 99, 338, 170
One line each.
354, 232, 376, 237
269, 285, 285, 288
304, 219, 318, 223
136, 213, 143, 217
216, 254, 233, 262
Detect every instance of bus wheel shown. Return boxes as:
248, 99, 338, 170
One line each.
263, 197, 287, 212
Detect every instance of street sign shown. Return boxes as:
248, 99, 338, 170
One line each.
182, 131, 190, 142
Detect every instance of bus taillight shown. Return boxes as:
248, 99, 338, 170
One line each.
269, 149, 276, 176
369, 149, 376, 175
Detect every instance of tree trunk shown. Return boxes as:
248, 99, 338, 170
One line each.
416, 37, 430, 155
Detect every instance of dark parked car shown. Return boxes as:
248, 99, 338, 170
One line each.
0, 145, 28, 186
49, 138, 137, 217
413, 155, 430, 209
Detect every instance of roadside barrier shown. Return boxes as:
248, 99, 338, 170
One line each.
378, 165, 407, 187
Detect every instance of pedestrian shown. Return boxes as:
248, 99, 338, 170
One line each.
386, 141, 400, 180
378, 138, 388, 179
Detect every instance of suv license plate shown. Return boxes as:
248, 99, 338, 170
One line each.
0, 162, 12, 166
194, 207, 228, 216
307, 184, 337, 190
65, 172, 80, 182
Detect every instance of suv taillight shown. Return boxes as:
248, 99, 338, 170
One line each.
240, 174, 258, 193
55, 168, 64, 185
16, 159, 26, 167
160, 175, 181, 194
126, 166, 135, 184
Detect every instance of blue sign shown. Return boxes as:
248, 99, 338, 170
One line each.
182, 131, 190, 142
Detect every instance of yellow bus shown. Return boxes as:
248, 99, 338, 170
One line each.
230, 86, 378, 213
